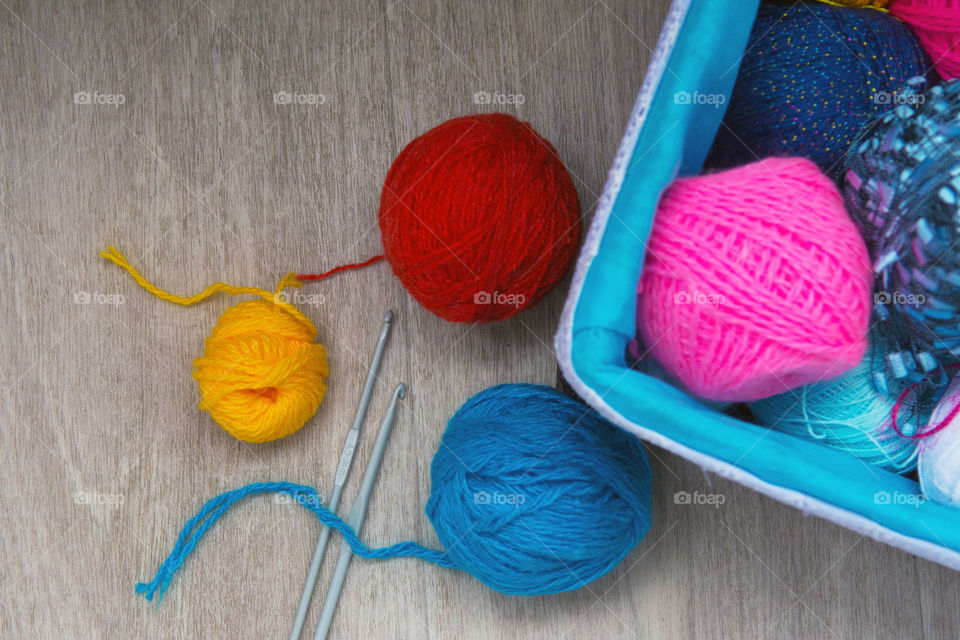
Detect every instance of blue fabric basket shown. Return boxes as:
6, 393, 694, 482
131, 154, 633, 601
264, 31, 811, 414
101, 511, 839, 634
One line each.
554, 0, 960, 571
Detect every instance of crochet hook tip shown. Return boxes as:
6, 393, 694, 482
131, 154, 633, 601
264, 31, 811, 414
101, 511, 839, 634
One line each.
395, 383, 407, 400
383, 310, 394, 324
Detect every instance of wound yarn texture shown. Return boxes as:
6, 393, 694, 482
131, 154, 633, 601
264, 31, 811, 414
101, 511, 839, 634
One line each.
749, 345, 924, 473
707, 2, 931, 177
101, 247, 329, 443
135, 384, 654, 600
378, 113, 582, 323
891, 0, 960, 80
193, 299, 328, 443
426, 384, 653, 595
919, 376, 960, 506
636, 157, 872, 402
843, 79, 960, 393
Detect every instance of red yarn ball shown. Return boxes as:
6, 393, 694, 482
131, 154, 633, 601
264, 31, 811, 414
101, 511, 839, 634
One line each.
378, 113, 582, 323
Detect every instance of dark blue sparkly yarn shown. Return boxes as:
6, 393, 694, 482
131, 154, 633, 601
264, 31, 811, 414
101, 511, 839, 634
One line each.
708, 2, 932, 178
844, 79, 960, 394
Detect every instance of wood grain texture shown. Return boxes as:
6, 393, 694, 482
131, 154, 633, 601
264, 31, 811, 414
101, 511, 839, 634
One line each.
1, 1, 958, 638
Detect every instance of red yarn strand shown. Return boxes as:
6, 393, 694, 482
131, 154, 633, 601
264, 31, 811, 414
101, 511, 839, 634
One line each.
296, 254, 384, 282
891, 364, 960, 439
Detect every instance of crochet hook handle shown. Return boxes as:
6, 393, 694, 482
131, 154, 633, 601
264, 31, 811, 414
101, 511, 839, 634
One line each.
313, 383, 406, 640
289, 311, 393, 640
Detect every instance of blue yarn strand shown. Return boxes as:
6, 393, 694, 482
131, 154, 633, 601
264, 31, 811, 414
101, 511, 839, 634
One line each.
136, 385, 654, 601
135, 481, 456, 603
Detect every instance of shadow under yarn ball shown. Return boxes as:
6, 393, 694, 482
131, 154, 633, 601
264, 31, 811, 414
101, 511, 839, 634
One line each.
707, 2, 932, 177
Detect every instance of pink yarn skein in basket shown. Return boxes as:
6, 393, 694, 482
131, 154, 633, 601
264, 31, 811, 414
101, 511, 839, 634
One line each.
636, 157, 872, 402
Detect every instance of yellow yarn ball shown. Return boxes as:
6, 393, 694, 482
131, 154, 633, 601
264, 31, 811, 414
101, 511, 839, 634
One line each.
193, 299, 329, 443
99, 246, 331, 444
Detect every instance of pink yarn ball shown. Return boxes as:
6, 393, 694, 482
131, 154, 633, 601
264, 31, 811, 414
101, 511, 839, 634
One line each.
891, 0, 960, 80
636, 157, 872, 402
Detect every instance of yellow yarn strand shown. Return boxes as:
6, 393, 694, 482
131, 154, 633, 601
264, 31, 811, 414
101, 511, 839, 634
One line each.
101, 246, 329, 443
99, 245, 301, 307
812, 0, 889, 10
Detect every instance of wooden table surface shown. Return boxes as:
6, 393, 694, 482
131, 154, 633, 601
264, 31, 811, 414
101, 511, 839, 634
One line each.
2, 1, 959, 638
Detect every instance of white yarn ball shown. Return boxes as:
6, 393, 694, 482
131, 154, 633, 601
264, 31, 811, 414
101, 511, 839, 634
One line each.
919, 377, 960, 507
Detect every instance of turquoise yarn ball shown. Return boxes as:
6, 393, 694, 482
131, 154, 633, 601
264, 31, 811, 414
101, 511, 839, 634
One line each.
748, 348, 925, 473
425, 383, 653, 595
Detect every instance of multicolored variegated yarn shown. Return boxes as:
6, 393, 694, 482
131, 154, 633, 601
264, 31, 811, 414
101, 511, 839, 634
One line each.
844, 78, 960, 395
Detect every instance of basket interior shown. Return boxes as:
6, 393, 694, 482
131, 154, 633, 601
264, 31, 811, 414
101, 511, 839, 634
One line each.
565, 0, 960, 561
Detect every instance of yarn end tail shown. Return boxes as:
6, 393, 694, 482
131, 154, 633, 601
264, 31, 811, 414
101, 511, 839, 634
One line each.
296, 255, 384, 282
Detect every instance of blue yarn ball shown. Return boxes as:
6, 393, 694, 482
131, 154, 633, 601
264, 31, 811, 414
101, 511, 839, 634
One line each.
708, 2, 931, 177
132, 384, 653, 603
425, 383, 653, 596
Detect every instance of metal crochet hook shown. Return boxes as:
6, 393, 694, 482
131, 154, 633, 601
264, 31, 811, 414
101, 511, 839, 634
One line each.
313, 383, 406, 640
289, 311, 394, 640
